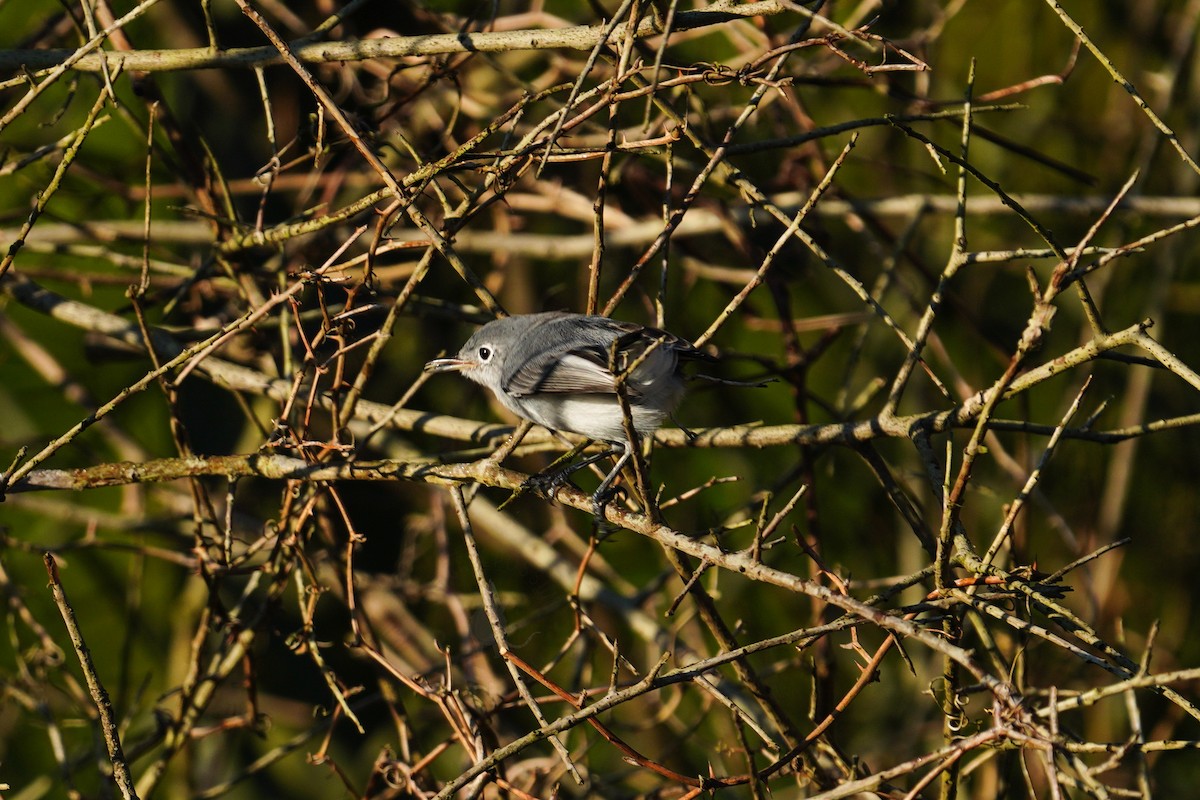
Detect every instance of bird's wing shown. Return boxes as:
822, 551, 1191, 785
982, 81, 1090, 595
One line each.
501, 316, 705, 397
503, 342, 618, 396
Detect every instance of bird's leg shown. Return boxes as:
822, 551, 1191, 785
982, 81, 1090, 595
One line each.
590, 441, 633, 521
519, 441, 618, 499
507, 439, 633, 532
498, 440, 591, 510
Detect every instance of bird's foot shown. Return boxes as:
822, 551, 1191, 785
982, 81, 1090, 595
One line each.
589, 484, 627, 538
497, 468, 573, 510
524, 466, 577, 498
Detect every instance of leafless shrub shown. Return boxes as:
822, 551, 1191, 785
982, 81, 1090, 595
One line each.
3, 1, 1200, 798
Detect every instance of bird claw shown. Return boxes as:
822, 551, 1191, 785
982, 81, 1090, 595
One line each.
502, 445, 631, 535
498, 469, 571, 510
522, 468, 576, 499
589, 484, 627, 533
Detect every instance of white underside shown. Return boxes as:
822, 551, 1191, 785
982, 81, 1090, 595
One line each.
500, 393, 672, 442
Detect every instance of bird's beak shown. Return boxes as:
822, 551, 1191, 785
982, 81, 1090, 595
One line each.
424, 357, 469, 373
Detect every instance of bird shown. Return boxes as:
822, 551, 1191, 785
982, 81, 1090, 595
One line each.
424, 311, 712, 514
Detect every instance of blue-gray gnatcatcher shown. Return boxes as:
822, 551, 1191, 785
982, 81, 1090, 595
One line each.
424, 311, 712, 510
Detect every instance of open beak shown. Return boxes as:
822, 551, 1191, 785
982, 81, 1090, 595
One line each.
424, 357, 470, 373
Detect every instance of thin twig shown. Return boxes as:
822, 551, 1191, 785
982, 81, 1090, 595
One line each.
44, 555, 140, 800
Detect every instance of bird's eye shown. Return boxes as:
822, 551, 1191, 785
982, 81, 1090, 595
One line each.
478, 346, 492, 362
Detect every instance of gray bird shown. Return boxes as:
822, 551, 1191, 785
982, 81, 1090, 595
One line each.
425, 311, 712, 511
